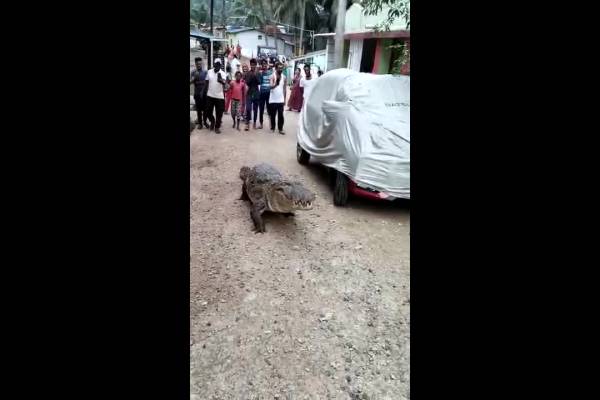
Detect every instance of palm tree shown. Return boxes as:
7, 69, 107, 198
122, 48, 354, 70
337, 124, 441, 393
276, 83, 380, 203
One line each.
190, 0, 209, 27
222, 0, 225, 26
257, 0, 270, 46
269, 0, 279, 49
322, 0, 353, 32
230, 0, 269, 45
274, 0, 321, 55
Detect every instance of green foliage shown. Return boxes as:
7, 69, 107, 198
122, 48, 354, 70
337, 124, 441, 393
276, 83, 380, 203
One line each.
274, 0, 321, 31
230, 0, 266, 28
388, 42, 409, 75
191, 0, 237, 25
362, 0, 410, 74
190, 0, 207, 25
190, 0, 409, 32
321, 0, 354, 32
189, 0, 409, 71
362, 0, 410, 31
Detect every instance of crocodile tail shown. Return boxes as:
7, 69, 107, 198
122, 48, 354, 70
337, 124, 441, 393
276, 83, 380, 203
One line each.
239, 166, 251, 180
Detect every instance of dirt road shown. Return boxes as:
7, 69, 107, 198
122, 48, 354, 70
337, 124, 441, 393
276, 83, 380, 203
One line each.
190, 110, 410, 400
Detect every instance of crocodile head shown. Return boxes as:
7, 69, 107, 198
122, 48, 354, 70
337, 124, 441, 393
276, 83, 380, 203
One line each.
268, 181, 316, 212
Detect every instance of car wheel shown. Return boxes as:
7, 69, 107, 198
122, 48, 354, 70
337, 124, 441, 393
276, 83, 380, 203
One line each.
327, 167, 337, 188
297, 143, 310, 165
333, 171, 349, 206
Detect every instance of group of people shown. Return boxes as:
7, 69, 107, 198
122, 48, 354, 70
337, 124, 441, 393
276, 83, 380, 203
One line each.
224, 43, 242, 61
191, 55, 319, 135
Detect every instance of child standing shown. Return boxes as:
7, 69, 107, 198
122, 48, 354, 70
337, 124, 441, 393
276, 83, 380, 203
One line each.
229, 71, 246, 131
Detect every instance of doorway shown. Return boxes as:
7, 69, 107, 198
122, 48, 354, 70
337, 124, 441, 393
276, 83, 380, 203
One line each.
360, 39, 377, 72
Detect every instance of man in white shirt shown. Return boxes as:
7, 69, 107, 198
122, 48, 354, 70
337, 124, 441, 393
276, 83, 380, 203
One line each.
299, 63, 318, 106
204, 60, 227, 134
268, 62, 287, 134
230, 54, 241, 74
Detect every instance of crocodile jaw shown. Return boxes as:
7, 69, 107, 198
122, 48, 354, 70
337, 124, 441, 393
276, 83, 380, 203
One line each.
292, 199, 314, 210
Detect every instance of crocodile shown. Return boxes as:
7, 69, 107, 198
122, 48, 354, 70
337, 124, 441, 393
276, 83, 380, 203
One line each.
239, 163, 316, 233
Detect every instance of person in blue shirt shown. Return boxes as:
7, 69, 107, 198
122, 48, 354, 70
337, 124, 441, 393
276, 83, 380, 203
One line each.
243, 59, 261, 130
257, 58, 273, 129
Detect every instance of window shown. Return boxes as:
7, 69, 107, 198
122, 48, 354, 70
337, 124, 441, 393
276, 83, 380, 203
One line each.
258, 35, 263, 40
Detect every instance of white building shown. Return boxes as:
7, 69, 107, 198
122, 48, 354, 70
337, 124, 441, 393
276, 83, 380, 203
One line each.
226, 28, 294, 59
288, 49, 327, 78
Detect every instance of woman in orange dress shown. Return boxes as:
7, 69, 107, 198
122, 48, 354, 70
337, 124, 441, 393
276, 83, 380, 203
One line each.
287, 68, 303, 112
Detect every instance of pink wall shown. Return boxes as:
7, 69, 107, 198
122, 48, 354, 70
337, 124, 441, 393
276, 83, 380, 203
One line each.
372, 39, 382, 73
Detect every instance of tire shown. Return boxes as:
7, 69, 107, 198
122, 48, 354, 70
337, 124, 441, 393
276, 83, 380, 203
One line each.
333, 171, 349, 206
296, 143, 310, 165
327, 167, 337, 188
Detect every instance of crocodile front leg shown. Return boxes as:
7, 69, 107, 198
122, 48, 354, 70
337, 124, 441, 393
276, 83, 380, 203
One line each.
239, 182, 250, 201
250, 201, 266, 233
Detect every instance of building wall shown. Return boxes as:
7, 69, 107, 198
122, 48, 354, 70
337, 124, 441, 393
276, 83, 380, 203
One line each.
293, 63, 321, 79
345, 3, 408, 33
344, 2, 409, 75
290, 50, 327, 76
345, 3, 364, 33
312, 53, 327, 72
227, 30, 292, 59
285, 43, 294, 57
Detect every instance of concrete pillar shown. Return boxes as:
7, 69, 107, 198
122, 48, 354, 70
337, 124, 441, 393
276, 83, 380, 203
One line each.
334, 0, 347, 69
